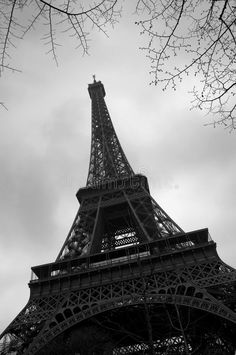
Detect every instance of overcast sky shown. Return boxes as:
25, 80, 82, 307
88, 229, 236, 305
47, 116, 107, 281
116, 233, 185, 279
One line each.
0, 3, 236, 333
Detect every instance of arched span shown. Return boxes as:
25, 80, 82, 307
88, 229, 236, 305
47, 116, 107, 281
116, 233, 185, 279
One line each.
26, 291, 236, 355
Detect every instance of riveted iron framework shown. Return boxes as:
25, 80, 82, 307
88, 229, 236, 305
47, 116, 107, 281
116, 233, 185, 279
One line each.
86, 80, 134, 187
0, 80, 236, 354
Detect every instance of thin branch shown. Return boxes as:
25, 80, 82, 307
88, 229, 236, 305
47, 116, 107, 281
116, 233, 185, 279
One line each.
22, 3, 46, 38
39, 0, 117, 17
1, 0, 17, 72
0, 102, 8, 110
47, 6, 58, 65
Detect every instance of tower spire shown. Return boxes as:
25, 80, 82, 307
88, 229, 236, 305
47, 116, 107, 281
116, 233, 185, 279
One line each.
55, 80, 183, 261
86, 80, 134, 186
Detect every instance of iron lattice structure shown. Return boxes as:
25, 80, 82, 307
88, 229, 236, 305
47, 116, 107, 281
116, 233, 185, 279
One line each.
0, 79, 236, 355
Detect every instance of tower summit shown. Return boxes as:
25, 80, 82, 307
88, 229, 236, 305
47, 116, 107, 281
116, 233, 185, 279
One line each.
0, 80, 236, 355
87, 79, 134, 186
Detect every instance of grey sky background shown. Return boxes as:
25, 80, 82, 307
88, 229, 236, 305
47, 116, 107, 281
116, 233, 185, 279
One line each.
0, 3, 236, 333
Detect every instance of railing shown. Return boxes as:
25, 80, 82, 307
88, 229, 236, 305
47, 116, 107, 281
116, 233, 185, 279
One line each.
30, 228, 213, 282
30, 247, 151, 282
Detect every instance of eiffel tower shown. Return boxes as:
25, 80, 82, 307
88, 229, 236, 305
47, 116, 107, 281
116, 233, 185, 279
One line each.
1, 78, 236, 355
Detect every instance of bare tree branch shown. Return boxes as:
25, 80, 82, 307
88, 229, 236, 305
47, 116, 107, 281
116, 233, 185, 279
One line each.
47, 6, 59, 65
39, 0, 117, 17
0, 101, 8, 110
0, 0, 121, 73
1, 0, 17, 74
1, 0, 235, 130
136, 0, 236, 130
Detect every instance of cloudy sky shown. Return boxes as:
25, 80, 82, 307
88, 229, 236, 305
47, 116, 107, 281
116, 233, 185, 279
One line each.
0, 2, 236, 333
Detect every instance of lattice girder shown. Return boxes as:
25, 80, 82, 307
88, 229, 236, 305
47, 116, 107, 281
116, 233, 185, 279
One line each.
56, 175, 184, 260
86, 80, 134, 186
20, 283, 236, 354
2, 249, 234, 355
0, 293, 67, 354
1, 239, 236, 354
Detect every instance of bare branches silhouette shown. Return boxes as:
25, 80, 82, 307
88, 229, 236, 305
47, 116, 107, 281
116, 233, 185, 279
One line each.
0, 0, 121, 69
1, 0, 236, 129
136, 0, 236, 130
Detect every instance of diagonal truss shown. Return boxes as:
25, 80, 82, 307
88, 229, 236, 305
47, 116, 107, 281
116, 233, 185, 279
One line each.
56, 175, 183, 260
1, 248, 236, 354
86, 79, 134, 187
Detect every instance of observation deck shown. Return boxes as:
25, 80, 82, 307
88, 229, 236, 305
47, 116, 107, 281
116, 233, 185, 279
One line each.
30, 228, 214, 297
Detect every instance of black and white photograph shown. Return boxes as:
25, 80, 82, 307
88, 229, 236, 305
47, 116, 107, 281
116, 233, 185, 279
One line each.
0, 1, 236, 354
